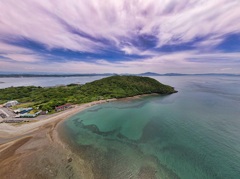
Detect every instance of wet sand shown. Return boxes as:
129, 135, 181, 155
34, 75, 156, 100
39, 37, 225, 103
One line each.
0, 99, 118, 179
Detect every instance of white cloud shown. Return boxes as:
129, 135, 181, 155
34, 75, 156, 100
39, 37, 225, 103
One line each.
0, 0, 240, 73
3, 53, 42, 63
0, 42, 31, 54
0, 0, 239, 53
1, 51, 240, 74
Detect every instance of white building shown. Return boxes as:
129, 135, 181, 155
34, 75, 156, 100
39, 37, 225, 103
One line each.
4, 100, 19, 107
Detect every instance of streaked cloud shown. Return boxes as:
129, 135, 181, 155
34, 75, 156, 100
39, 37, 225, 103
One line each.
0, 0, 240, 73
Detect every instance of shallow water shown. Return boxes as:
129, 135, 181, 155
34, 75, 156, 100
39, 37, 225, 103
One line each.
62, 76, 240, 179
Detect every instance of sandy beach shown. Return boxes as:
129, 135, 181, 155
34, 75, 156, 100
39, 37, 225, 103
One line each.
0, 99, 117, 179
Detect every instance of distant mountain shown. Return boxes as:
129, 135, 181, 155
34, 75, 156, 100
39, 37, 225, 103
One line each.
0, 72, 239, 78
138, 72, 188, 76
138, 72, 240, 77
162, 73, 187, 76
138, 72, 161, 76
0, 73, 117, 78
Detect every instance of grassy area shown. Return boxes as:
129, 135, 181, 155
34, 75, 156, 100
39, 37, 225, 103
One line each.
12, 102, 35, 109
29, 110, 39, 114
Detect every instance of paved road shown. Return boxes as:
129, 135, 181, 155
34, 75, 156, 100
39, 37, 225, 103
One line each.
0, 108, 9, 117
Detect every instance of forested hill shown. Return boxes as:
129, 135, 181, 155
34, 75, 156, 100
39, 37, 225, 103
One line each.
0, 76, 177, 112
81, 75, 177, 97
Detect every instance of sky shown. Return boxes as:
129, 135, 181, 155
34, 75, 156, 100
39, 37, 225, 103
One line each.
0, 0, 240, 74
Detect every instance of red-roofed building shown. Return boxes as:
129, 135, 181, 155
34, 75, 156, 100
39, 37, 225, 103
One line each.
55, 104, 71, 112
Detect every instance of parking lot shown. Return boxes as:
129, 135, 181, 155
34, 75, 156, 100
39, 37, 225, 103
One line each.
0, 107, 26, 123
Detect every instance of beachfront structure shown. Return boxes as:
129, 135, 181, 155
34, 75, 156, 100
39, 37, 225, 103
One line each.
3, 100, 19, 107
55, 104, 71, 112
14, 107, 33, 114
15, 110, 42, 118
19, 113, 36, 118
40, 110, 48, 115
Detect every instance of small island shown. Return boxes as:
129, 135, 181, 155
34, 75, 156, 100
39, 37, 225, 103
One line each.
0, 76, 177, 114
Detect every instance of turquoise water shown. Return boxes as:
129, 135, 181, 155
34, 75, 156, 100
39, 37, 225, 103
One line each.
62, 76, 240, 179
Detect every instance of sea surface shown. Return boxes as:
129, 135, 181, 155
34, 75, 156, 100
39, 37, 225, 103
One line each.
60, 76, 240, 179
0, 76, 106, 89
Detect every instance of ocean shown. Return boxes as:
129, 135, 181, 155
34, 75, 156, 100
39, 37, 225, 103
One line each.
61, 76, 240, 179
0, 76, 106, 89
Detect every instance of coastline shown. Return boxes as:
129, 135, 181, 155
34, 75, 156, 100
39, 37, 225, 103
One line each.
0, 98, 118, 178
0, 94, 155, 178
0, 93, 157, 139
0, 99, 118, 138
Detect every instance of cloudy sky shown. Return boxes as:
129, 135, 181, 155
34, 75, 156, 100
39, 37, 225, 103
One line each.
0, 0, 240, 74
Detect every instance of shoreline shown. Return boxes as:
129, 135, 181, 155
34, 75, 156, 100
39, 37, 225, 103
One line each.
0, 98, 116, 139
0, 93, 157, 139
0, 94, 156, 178
0, 98, 118, 178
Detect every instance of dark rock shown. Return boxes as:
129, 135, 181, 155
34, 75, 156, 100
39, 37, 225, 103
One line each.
67, 157, 72, 163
